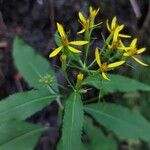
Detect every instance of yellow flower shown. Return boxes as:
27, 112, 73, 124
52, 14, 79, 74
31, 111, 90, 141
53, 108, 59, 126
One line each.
89, 6, 100, 20
78, 6, 101, 34
106, 16, 131, 42
122, 38, 148, 66
49, 23, 88, 58
95, 48, 125, 80
60, 54, 67, 62
108, 38, 125, 49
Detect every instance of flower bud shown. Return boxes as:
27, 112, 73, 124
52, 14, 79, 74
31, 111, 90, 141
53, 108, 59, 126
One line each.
60, 54, 67, 63
77, 72, 84, 82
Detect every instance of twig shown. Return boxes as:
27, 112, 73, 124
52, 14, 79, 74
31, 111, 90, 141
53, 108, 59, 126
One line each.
140, 1, 150, 30
129, 0, 142, 18
138, 1, 150, 38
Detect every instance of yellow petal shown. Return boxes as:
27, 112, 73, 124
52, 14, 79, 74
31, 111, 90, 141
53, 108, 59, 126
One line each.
90, 22, 102, 29
96, 8, 100, 15
102, 72, 110, 81
117, 25, 124, 31
123, 52, 130, 57
89, 6, 93, 14
69, 41, 88, 45
108, 60, 125, 68
67, 46, 81, 53
90, 7, 100, 18
132, 56, 148, 66
136, 48, 146, 54
57, 23, 66, 38
79, 12, 86, 23
130, 38, 137, 47
49, 46, 63, 58
119, 46, 131, 51
119, 34, 131, 38
95, 48, 101, 66
113, 29, 119, 42
106, 20, 111, 32
119, 40, 125, 48
77, 29, 86, 34
111, 16, 117, 29
108, 44, 112, 49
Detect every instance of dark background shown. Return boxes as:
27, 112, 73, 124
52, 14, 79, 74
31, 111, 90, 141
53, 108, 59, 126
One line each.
0, 0, 150, 149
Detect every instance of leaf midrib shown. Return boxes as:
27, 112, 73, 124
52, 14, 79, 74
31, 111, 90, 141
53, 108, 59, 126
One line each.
68, 93, 76, 149
0, 127, 44, 147
0, 95, 56, 116
85, 107, 149, 133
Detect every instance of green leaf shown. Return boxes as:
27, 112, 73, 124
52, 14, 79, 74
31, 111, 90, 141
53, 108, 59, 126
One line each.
61, 92, 84, 150
0, 89, 57, 124
54, 31, 61, 47
0, 120, 44, 150
84, 117, 117, 150
67, 51, 81, 62
84, 103, 150, 142
82, 74, 150, 93
13, 36, 58, 91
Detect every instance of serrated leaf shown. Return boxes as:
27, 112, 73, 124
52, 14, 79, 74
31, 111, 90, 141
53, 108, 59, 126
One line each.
82, 74, 150, 93
84, 103, 150, 142
84, 117, 117, 150
13, 36, 58, 91
61, 92, 84, 150
0, 120, 44, 150
0, 89, 57, 124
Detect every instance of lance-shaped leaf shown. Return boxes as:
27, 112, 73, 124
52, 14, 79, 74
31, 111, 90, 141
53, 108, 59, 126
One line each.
0, 89, 57, 124
84, 103, 150, 142
0, 120, 44, 150
82, 74, 150, 93
84, 117, 117, 150
13, 36, 58, 91
61, 92, 84, 150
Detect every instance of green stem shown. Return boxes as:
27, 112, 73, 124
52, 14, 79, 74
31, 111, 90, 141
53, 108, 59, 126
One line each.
63, 70, 75, 90
83, 97, 98, 104
88, 59, 96, 69
47, 85, 64, 110
98, 77, 104, 104
101, 33, 113, 54
68, 64, 85, 71
79, 59, 84, 68
84, 30, 92, 65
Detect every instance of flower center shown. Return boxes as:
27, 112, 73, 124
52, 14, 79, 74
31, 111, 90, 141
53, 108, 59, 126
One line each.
82, 19, 90, 30
112, 40, 120, 48
61, 36, 69, 47
127, 48, 137, 56
100, 63, 108, 72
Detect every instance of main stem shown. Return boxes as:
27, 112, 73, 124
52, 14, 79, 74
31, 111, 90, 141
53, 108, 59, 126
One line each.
84, 30, 91, 65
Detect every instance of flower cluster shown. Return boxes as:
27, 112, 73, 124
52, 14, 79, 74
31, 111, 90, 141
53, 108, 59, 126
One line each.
39, 74, 53, 86
78, 6, 101, 34
49, 6, 148, 81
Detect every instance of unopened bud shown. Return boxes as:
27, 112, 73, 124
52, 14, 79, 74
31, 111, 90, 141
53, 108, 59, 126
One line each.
60, 54, 67, 62
77, 72, 84, 82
